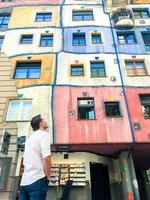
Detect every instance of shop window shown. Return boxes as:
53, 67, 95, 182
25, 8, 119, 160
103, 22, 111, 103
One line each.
0, 13, 10, 28
73, 33, 86, 46
90, 61, 106, 77
125, 60, 147, 76
0, 36, 4, 49
6, 100, 32, 121
35, 13, 52, 22
132, 8, 149, 18
105, 102, 121, 117
40, 35, 53, 46
72, 10, 94, 21
139, 95, 150, 118
141, 32, 150, 51
14, 62, 41, 79
117, 32, 136, 44
20, 34, 33, 44
78, 98, 95, 120
71, 65, 84, 76
91, 33, 102, 44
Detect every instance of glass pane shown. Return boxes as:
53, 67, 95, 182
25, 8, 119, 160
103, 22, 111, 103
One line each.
136, 61, 144, 68
126, 34, 136, 44
15, 68, 28, 78
125, 62, 134, 69
7, 101, 20, 120
21, 101, 32, 120
28, 68, 40, 78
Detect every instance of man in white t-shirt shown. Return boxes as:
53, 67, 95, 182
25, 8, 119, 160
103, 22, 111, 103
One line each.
19, 114, 51, 200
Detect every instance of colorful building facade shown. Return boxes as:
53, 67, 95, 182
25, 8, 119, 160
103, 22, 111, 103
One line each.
0, 0, 150, 200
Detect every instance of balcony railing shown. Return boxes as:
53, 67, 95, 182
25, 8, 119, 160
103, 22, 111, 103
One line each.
111, 8, 134, 28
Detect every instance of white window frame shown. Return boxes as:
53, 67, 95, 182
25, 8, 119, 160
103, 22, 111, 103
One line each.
6, 100, 32, 121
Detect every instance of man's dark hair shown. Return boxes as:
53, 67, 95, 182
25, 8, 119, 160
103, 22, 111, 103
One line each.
31, 114, 42, 131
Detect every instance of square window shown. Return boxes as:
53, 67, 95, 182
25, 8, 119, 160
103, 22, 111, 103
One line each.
141, 32, 150, 51
40, 35, 53, 47
105, 102, 121, 117
125, 60, 147, 76
6, 100, 32, 121
14, 62, 41, 79
72, 10, 94, 21
73, 33, 86, 46
117, 32, 136, 44
35, 13, 52, 22
78, 98, 95, 120
90, 61, 106, 77
71, 65, 84, 76
0, 36, 4, 49
0, 13, 10, 28
132, 8, 149, 19
139, 95, 150, 118
20, 34, 33, 44
91, 33, 102, 44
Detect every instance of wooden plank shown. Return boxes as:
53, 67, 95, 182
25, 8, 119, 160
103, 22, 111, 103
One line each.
0, 86, 17, 92
0, 91, 17, 97
0, 98, 7, 103
0, 81, 16, 86
0, 67, 12, 71
0, 104, 5, 110
0, 71, 11, 76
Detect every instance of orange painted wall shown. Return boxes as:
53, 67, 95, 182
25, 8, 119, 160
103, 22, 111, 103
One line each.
10, 54, 55, 88
126, 88, 150, 143
54, 86, 132, 144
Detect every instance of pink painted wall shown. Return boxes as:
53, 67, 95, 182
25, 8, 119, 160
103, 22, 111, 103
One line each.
54, 86, 132, 144
0, 0, 63, 7
126, 88, 150, 143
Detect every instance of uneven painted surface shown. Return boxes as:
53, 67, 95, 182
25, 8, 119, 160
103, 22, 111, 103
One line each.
0, 0, 64, 8
120, 54, 150, 87
129, 5, 150, 27
8, 6, 60, 28
114, 27, 150, 55
1, 28, 62, 57
57, 52, 122, 86
62, 5, 110, 27
126, 88, 150, 142
10, 54, 55, 88
64, 27, 115, 53
54, 86, 132, 144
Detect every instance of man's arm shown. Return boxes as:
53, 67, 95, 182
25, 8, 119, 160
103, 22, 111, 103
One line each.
43, 155, 51, 180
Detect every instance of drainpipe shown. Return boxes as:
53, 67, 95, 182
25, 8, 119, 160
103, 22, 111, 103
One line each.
101, 0, 137, 199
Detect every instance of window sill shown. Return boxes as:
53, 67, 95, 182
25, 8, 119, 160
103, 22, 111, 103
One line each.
15, 78, 40, 79
91, 76, 107, 78
72, 45, 86, 47
72, 19, 94, 21
144, 117, 150, 119
106, 116, 123, 118
118, 43, 138, 45
77, 119, 97, 121
127, 75, 149, 77
5, 120, 30, 122
19, 43, 33, 45
39, 45, 53, 47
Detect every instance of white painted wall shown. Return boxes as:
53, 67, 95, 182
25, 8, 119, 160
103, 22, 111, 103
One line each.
64, 0, 102, 4
129, 5, 150, 27
16, 86, 53, 142
120, 54, 150, 87
56, 52, 122, 86
62, 5, 110, 27
1, 28, 62, 57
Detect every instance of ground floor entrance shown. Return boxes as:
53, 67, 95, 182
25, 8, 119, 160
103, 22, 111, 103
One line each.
90, 162, 111, 200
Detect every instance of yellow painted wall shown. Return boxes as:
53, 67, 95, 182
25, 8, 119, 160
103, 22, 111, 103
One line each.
10, 54, 55, 88
132, 0, 150, 3
9, 6, 60, 28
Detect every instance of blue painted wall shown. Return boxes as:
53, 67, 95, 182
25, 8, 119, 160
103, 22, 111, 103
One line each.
64, 27, 115, 53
